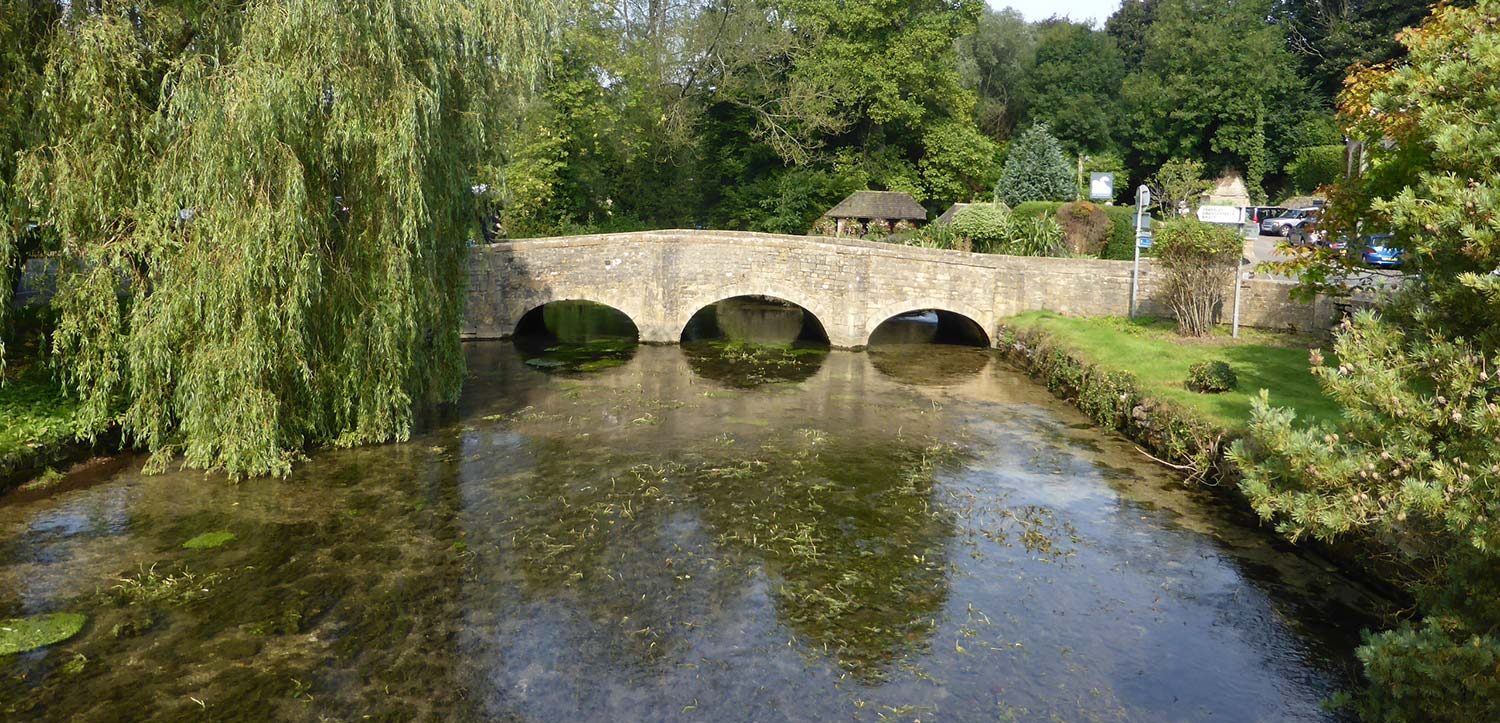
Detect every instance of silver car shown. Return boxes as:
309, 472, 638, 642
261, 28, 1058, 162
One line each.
1260, 207, 1320, 236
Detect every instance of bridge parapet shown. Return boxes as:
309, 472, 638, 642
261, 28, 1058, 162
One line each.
463, 230, 1338, 347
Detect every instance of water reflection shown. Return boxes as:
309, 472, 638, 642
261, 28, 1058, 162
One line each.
682, 296, 829, 346
512, 300, 638, 372
866, 311, 991, 385
680, 296, 829, 388
0, 343, 1386, 722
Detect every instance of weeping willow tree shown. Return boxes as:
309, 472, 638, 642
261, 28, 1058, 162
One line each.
0, 1, 61, 362
12, 0, 556, 476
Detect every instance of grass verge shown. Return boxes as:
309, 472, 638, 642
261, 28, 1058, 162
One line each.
1002, 311, 1338, 431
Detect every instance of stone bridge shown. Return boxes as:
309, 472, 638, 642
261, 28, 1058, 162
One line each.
462, 230, 1336, 348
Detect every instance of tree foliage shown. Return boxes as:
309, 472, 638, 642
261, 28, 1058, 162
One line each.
7, 0, 556, 476
995, 124, 1074, 206
1232, 3, 1500, 717
957, 7, 1035, 140
1147, 158, 1211, 216
1119, 0, 1305, 197
1277, 0, 1439, 98
1151, 218, 1241, 336
1022, 20, 1125, 155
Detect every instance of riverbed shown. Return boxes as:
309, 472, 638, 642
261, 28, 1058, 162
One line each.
1, 335, 1384, 721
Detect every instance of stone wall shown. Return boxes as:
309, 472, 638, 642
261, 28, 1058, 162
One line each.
464, 230, 1341, 348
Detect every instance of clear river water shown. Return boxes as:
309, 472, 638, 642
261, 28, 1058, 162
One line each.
0, 301, 1386, 721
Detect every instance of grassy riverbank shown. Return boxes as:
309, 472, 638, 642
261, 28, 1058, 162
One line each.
1003, 312, 1338, 431
0, 339, 96, 493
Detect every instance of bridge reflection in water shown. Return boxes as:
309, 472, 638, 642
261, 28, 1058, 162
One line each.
681, 295, 829, 346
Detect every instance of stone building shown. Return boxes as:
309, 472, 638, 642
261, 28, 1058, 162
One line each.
818, 191, 927, 238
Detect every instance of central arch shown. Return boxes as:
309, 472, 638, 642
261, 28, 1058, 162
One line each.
865, 301, 993, 348
680, 295, 830, 346
673, 286, 838, 346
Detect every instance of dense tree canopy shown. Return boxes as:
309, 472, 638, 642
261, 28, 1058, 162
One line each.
1023, 20, 1125, 154
1119, 0, 1305, 199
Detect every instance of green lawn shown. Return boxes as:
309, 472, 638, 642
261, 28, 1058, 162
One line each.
1004, 311, 1341, 431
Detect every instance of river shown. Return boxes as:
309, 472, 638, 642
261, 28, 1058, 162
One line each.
0, 302, 1384, 721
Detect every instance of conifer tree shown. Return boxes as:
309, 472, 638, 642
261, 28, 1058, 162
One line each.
994, 124, 1075, 206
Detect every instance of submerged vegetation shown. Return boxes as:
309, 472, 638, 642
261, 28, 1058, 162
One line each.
182, 531, 237, 551
0, 613, 85, 656
0, 343, 1379, 719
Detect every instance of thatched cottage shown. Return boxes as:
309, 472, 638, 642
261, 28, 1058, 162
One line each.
817, 191, 927, 237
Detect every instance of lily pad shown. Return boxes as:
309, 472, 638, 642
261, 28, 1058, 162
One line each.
183, 530, 237, 550
0, 612, 86, 655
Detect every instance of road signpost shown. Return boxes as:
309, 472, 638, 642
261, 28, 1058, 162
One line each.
1130, 185, 1150, 318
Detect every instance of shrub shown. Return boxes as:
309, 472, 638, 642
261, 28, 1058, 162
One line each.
1152, 218, 1242, 336
1002, 215, 1065, 257
1185, 360, 1237, 393
1011, 201, 1064, 220
1102, 206, 1140, 260
995, 124, 1076, 206
899, 224, 968, 252
951, 203, 1011, 252
1055, 201, 1111, 255
809, 217, 837, 236
1013, 201, 1136, 260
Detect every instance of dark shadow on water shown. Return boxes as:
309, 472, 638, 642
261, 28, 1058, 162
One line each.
512, 300, 639, 373
866, 311, 991, 385
680, 296, 829, 388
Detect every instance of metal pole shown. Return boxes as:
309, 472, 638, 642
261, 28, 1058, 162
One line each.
1130, 199, 1143, 318
1231, 258, 1243, 338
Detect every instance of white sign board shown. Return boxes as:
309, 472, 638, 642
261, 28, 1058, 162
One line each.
1196, 205, 1243, 224
1089, 173, 1114, 201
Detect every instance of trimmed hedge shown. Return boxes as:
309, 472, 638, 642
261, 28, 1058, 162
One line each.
1102, 206, 1138, 261
1011, 202, 1139, 261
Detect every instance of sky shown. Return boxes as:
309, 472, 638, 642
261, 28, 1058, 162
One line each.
988, 0, 1121, 26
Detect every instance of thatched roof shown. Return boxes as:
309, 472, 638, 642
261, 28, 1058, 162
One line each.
933, 202, 973, 226
824, 191, 927, 221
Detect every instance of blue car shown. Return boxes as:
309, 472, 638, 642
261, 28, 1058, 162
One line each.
1361, 234, 1404, 268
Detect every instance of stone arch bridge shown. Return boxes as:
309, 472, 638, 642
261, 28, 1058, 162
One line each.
462, 230, 1332, 348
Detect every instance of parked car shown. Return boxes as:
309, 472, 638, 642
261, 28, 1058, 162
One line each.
1244, 206, 1287, 226
1361, 234, 1404, 268
1260, 207, 1320, 236
1287, 219, 1322, 247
